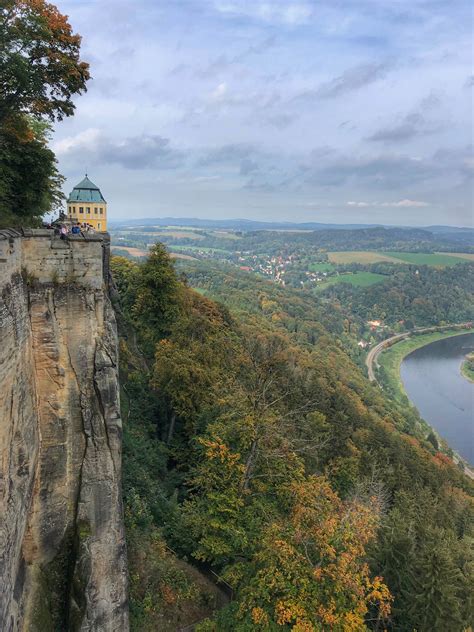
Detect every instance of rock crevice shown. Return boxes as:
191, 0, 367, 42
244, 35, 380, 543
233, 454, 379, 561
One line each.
0, 231, 128, 631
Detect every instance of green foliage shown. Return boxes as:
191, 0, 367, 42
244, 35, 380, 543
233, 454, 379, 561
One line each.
113, 249, 474, 631
0, 0, 89, 226
324, 262, 474, 328
0, 116, 64, 227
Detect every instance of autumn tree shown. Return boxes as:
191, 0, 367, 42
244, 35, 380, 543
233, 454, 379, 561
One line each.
0, 0, 89, 225
235, 476, 391, 630
0, 0, 89, 123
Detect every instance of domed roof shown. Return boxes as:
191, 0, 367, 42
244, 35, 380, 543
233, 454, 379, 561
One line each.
67, 175, 107, 203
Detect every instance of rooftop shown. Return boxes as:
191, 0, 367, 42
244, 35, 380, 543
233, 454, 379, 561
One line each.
67, 175, 107, 204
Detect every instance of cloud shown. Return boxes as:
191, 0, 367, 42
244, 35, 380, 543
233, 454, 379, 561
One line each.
54, 129, 184, 170
197, 144, 255, 167
315, 62, 390, 99
347, 199, 430, 207
210, 82, 228, 101
240, 158, 259, 175
368, 113, 439, 142
367, 94, 444, 143
213, 1, 314, 25
302, 151, 440, 189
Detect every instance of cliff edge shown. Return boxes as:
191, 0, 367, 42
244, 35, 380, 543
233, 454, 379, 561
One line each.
0, 229, 128, 631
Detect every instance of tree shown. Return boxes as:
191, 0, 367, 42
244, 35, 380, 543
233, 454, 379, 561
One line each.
0, 0, 89, 226
238, 476, 391, 630
0, 0, 89, 123
0, 116, 63, 227
131, 243, 182, 347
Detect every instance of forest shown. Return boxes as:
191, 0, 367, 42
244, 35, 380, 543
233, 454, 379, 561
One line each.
112, 246, 474, 631
319, 262, 474, 328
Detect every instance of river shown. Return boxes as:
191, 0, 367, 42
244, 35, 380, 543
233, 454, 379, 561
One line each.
400, 333, 474, 464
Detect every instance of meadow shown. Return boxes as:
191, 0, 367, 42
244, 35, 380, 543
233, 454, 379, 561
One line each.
328, 250, 470, 267
328, 251, 401, 264
308, 262, 336, 272
380, 252, 470, 266
316, 271, 387, 291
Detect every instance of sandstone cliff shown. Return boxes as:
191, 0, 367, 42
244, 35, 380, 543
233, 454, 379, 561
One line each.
0, 229, 128, 631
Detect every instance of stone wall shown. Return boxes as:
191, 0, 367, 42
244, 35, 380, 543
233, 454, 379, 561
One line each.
0, 230, 128, 631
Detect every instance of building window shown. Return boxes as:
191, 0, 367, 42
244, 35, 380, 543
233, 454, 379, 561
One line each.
99, 208, 103, 215
94, 207, 98, 214
79, 207, 84, 214
98, 223, 101, 229
86, 207, 90, 213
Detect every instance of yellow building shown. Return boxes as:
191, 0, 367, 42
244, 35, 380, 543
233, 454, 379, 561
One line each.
66, 175, 107, 232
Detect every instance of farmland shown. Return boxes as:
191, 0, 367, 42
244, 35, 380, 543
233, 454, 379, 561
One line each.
379, 252, 469, 266
112, 246, 148, 257
328, 250, 471, 267
315, 271, 387, 291
328, 251, 401, 264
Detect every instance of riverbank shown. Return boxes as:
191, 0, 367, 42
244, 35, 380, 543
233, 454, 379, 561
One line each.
376, 328, 474, 404
376, 328, 474, 478
461, 353, 474, 383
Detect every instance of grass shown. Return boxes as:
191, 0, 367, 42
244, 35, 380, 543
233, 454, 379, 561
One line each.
436, 252, 474, 261
327, 250, 473, 267
168, 245, 231, 254
117, 230, 204, 239
212, 230, 242, 240
112, 246, 148, 257
170, 253, 197, 261
377, 328, 474, 403
308, 262, 336, 272
461, 353, 474, 383
380, 251, 469, 266
328, 251, 401, 264
316, 271, 387, 291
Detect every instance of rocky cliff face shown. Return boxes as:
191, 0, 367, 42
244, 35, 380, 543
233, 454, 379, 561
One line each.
0, 230, 128, 631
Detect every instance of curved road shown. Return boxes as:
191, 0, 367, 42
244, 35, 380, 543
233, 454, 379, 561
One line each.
366, 323, 473, 382
365, 323, 474, 480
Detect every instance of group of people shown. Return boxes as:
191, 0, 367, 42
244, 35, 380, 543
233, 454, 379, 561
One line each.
45, 222, 96, 239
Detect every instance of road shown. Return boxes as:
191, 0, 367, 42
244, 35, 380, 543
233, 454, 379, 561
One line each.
366, 332, 409, 381
365, 323, 474, 480
365, 323, 473, 382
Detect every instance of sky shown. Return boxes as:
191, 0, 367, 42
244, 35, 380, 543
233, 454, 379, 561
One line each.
53, 0, 473, 227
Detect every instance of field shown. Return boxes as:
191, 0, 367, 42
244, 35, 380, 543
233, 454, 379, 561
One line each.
380, 252, 469, 266
170, 253, 197, 260
316, 271, 387, 291
328, 250, 471, 267
112, 246, 148, 257
436, 252, 474, 261
308, 262, 336, 272
169, 245, 231, 254
118, 229, 204, 240
213, 231, 241, 240
328, 251, 401, 264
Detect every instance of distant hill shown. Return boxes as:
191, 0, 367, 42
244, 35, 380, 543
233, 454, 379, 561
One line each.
110, 216, 472, 232
109, 217, 474, 247
110, 217, 382, 230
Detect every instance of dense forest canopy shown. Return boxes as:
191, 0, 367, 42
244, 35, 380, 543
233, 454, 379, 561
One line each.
112, 246, 474, 631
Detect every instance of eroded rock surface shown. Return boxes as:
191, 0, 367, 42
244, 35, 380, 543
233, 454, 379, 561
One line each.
0, 231, 128, 631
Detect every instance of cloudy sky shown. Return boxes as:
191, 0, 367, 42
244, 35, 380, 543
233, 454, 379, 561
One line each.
54, 0, 473, 226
